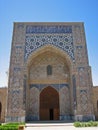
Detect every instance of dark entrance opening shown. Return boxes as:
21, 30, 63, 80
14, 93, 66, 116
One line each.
49, 109, 53, 120
40, 86, 59, 120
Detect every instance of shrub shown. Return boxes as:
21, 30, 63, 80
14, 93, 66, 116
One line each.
74, 122, 81, 127
87, 122, 92, 127
92, 122, 98, 126
0, 122, 25, 130
74, 121, 98, 127
81, 122, 86, 127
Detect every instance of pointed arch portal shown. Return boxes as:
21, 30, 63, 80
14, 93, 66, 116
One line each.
40, 86, 59, 120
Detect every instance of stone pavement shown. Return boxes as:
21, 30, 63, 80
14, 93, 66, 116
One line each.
25, 123, 98, 130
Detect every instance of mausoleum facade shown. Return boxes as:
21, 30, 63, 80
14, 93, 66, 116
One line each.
6, 22, 95, 122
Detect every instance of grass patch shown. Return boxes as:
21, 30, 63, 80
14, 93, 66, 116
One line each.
0, 122, 25, 130
74, 121, 98, 127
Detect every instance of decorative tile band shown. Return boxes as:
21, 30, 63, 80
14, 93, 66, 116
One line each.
29, 83, 69, 91
26, 25, 72, 34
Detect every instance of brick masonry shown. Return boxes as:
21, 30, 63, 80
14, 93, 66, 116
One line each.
92, 86, 98, 120
4, 22, 96, 122
0, 88, 7, 122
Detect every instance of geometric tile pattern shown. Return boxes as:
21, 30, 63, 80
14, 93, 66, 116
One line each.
78, 67, 88, 88
80, 89, 88, 113
30, 83, 69, 92
74, 25, 82, 44
76, 46, 86, 64
29, 87, 39, 120
11, 90, 20, 112
59, 87, 71, 116
25, 34, 74, 61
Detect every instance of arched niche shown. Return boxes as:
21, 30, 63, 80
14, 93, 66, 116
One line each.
40, 86, 59, 120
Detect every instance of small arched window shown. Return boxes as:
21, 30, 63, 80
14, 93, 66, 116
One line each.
47, 65, 52, 75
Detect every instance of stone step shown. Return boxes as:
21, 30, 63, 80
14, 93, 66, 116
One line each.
26, 120, 73, 123
25, 120, 74, 127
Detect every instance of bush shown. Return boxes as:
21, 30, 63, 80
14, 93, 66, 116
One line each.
0, 123, 25, 130
81, 122, 86, 127
92, 122, 98, 126
74, 122, 81, 127
87, 122, 92, 127
74, 121, 98, 127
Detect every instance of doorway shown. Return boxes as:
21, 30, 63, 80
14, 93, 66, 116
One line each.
40, 86, 59, 120
49, 109, 53, 120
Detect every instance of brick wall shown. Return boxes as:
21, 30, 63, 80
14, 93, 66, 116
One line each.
0, 88, 7, 122
92, 86, 98, 120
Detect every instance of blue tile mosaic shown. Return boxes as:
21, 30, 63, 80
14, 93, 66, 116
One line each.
26, 25, 72, 33
15, 46, 22, 49
72, 75, 77, 109
14, 67, 21, 71
11, 90, 20, 94
76, 46, 83, 49
80, 89, 87, 93
29, 83, 69, 92
24, 34, 75, 62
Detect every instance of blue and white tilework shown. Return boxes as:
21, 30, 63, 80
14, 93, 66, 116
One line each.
29, 83, 69, 92
25, 34, 74, 61
26, 25, 72, 34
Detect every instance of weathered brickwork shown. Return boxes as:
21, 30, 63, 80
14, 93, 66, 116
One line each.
1, 86, 98, 122
6, 22, 95, 122
0, 88, 7, 122
29, 52, 69, 84
92, 86, 98, 120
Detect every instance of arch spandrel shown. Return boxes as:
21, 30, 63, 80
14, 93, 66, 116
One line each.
24, 33, 75, 62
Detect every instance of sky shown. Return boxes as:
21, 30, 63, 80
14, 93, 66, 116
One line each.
0, 0, 98, 87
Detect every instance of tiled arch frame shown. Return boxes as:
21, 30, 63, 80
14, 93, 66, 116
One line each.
25, 44, 73, 69
25, 45, 74, 121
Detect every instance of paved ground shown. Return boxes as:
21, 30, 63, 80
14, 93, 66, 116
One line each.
25, 123, 98, 130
